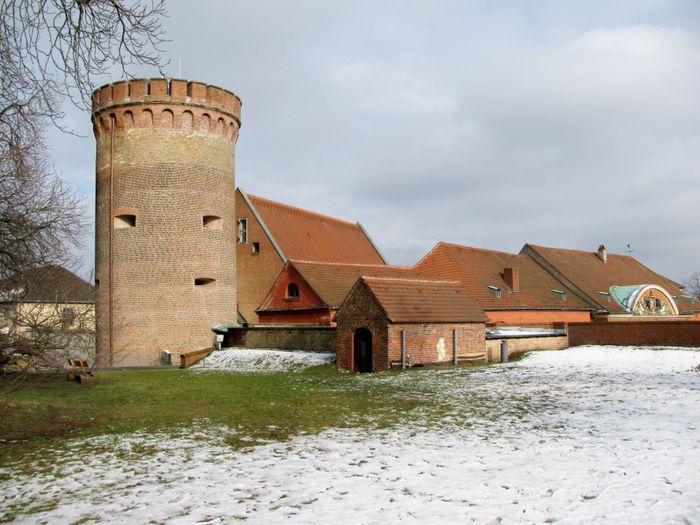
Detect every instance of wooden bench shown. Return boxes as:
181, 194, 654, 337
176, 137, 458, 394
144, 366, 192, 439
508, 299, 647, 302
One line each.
67, 359, 94, 383
179, 348, 214, 369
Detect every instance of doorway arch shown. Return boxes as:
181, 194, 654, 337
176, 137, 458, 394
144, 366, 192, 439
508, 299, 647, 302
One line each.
353, 328, 373, 373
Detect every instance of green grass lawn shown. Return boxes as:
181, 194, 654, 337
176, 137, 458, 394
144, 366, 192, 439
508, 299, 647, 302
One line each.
0, 365, 428, 463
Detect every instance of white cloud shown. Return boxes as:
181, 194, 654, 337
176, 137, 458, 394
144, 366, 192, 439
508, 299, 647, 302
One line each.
47, 2, 700, 281
328, 60, 456, 115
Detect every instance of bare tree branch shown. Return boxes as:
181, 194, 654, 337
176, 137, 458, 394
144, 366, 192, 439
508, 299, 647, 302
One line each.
0, 1, 168, 377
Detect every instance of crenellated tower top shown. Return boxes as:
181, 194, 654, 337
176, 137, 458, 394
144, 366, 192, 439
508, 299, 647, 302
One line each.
91, 78, 241, 141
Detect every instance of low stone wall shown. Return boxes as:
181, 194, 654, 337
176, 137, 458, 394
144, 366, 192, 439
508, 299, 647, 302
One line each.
228, 326, 336, 353
485, 335, 569, 362
568, 321, 700, 347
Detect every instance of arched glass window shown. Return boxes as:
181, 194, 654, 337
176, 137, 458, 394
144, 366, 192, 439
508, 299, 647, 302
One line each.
287, 282, 300, 299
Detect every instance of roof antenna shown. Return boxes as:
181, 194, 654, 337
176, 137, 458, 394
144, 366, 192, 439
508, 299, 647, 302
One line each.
625, 243, 635, 256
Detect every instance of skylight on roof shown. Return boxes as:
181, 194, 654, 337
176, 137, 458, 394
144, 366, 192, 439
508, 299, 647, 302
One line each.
488, 285, 502, 298
552, 289, 566, 300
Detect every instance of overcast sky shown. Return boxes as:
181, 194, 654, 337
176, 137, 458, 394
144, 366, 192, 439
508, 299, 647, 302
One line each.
50, 0, 700, 282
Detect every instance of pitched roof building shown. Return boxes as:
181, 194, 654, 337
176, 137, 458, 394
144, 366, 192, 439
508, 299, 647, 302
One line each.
336, 276, 487, 372
0, 265, 94, 304
235, 189, 387, 324
358, 277, 488, 324
413, 242, 592, 325
256, 260, 415, 325
521, 243, 700, 319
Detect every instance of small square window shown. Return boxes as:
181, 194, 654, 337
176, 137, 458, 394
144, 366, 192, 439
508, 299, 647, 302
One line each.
62, 307, 75, 329
252, 242, 260, 254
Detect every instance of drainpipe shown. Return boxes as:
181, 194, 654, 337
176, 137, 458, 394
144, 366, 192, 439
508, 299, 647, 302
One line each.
401, 330, 406, 369
108, 114, 115, 368
500, 340, 509, 363
453, 329, 458, 365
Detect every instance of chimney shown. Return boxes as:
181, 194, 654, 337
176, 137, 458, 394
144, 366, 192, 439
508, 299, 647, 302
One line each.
503, 267, 520, 292
597, 244, 607, 263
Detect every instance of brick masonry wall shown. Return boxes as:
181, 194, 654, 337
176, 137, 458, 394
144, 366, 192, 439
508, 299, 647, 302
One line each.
235, 191, 285, 325
388, 323, 486, 369
568, 321, 700, 347
485, 336, 569, 362
336, 280, 388, 371
486, 310, 591, 325
93, 79, 240, 367
229, 326, 336, 353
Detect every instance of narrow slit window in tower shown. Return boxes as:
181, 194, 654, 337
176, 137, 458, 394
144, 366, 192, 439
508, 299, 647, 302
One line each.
114, 214, 136, 229
203, 215, 222, 230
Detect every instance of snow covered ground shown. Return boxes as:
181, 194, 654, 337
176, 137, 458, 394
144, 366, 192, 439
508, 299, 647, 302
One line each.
2, 345, 700, 524
191, 348, 336, 372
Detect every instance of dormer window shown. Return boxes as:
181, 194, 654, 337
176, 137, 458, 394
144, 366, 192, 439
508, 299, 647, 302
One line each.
552, 289, 566, 301
286, 282, 300, 300
488, 285, 502, 298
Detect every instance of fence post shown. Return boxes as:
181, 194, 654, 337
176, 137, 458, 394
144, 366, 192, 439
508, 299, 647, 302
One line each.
453, 329, 458, 365
401, 330, 407, 369
500, 340, 509, 363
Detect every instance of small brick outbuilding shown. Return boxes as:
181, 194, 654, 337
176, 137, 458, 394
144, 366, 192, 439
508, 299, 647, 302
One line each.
336, 277, 488, 372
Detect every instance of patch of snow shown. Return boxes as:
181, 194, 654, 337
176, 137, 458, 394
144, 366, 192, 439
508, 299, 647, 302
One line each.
487, 326, 566, 337
2, 346, 700, 524
191, 348, 336, 372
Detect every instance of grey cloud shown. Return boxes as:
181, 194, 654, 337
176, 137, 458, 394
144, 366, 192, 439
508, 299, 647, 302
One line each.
47, 1, 700, 281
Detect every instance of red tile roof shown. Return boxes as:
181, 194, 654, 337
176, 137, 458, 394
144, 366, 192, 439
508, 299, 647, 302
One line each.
361, 277, 488, 323
289, 260, 415, 308
414, 242, 592, 311
522, 244, 699, 314
247, 193, 386, 265
0, 265, 94, 303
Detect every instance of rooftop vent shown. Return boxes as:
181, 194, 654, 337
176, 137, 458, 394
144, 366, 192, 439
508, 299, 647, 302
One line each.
488, 285, 502, 298
597, 244, 607, 263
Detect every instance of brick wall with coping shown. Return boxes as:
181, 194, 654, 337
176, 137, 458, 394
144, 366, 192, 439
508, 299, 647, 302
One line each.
568, 321, 700, 347
485, 336, 569, 362
228, 326, 336, 353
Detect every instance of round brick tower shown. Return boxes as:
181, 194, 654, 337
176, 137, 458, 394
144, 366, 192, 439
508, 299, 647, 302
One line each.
92, 78, 241, 367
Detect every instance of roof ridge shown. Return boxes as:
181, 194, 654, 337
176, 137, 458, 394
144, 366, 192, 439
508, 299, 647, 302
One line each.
289, 259, 413, 270
247, 192, 359, 228
527, 243, 635, 259
362, 276, 460, 285
435, 241, 525, 258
